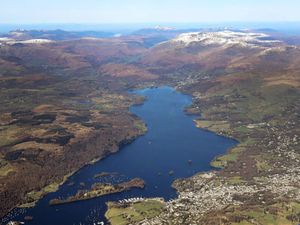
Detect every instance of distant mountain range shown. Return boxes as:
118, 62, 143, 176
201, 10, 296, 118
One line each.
0, 29, 115, 41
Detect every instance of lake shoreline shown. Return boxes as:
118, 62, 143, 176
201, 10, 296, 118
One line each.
2, 86, 237, 225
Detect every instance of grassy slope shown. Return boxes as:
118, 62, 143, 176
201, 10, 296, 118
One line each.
105, 199, 165, 225
0, 38, 151, 218
174, 69, 300, 224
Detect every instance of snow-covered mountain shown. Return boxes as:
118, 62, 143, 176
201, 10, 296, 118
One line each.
171, 30, 282, 48
142, 29, 300, 73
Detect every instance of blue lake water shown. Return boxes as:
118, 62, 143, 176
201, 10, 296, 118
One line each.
2, 86, 237, 225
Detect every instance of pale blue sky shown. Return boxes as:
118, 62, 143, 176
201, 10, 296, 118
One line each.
1, 0, 300, 24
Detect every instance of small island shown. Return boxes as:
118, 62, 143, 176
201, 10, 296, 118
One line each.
49, 178, 145, 206
94, 172, 118, 179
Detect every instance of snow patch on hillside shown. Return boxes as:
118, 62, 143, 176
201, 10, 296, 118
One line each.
18, 39, 53, 44
0, 38, 53, 45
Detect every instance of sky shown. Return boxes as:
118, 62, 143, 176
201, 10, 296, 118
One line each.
0, 0, 300, 24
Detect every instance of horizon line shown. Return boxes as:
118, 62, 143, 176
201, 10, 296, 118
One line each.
1, 21, 300, 25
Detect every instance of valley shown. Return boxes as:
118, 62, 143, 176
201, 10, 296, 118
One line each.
0, 28, 299, 224
109, 30, 300, 224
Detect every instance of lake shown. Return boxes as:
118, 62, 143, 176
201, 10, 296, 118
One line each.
1, 86, 237, 225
